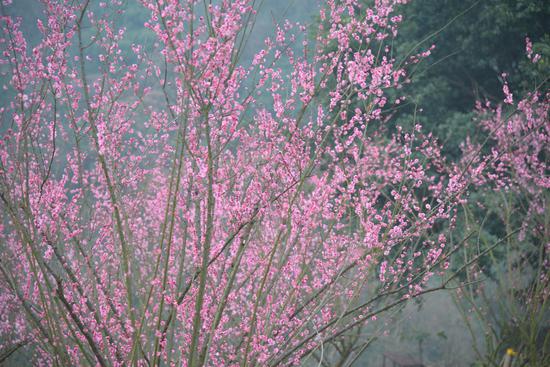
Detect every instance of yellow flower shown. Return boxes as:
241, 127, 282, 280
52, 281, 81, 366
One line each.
506, 348, 517, 357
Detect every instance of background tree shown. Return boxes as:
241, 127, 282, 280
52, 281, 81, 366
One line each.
389, 0, 549, 158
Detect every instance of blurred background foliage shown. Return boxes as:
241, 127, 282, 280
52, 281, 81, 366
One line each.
390, 0, 549, 158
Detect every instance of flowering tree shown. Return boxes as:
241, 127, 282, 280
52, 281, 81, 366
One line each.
454, 59, 549, 365
0, 0, 546, 366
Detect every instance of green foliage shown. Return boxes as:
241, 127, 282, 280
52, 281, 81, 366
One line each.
390, 0, 549, 158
